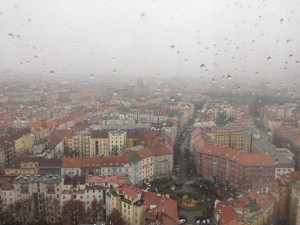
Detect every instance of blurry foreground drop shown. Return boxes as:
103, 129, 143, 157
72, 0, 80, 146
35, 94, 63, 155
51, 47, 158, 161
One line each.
141, 13, 146, 20
170, 45, 175, 51
90, 74, 94, 79
50, 70, 54, 76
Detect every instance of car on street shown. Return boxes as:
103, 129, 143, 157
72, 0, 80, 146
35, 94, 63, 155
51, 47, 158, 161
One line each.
179, 219, 186, 224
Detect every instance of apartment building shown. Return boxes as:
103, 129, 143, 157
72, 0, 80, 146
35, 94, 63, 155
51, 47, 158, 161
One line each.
90, 130, 110, 156
213, 189, 277, 225
108, 130, 127, 155
192, 130, 275, 189
73, 131, 91, 156
213, 126, 254, 152
61, 144, 173, 185
106, 183, 178, 225
12, 175, 63, 223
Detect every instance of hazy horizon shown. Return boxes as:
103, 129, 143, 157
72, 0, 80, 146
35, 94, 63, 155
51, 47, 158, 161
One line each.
1, 0, 300, 85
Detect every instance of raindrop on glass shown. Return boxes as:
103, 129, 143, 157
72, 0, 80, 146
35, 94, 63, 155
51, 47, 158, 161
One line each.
90, 74, 94, 79
113, 70, 117, 74
280, 18, 284, 23
8, 33, 14, 38
296, 60, 299, 65
170, 45, 175, 51
141, 13, 146, 20
200, 64, 205, 70
289, 54, 293, 59
50, 70, 54, 76
267, 56, 271, 61
227, 74, 232, 80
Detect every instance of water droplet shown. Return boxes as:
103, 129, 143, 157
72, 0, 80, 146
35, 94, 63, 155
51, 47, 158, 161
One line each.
50, 70, 54, 76
184, 59, 188, 64
296, 60, 299, 64
280, 18, 284, 23
200, 64, 206, 70
141, 13, 146, 20
113, 70, 117, 74
28, 18, 32, 22
212, 78, 215, 83
113, 92, 117, 96
227, 74, 232, 80
84, 81, 88, 85
289, 54, 293, 59
90, 74, 94, 79
267, 56, 271, 61
8, 33, 14, 38
255, 72, 259, 76
294, 83, 297, 87
170, 45, 175, 51
266, 82, 270, 87
277, 90, 281, 95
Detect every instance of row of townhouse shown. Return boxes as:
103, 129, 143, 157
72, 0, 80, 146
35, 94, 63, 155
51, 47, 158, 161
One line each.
61, 144, 173, 185
0, 174, 178, 225
54, 128, 161, 157
124, 111, 168, 124
4, 144, 173, 186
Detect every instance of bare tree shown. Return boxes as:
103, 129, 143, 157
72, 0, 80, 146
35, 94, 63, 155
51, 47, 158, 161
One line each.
88, 198, 105, 223
62, 199, 86, 225
107, 209, 126, 225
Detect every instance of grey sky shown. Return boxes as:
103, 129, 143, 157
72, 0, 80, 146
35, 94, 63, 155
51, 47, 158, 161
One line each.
0, 0, 299, 84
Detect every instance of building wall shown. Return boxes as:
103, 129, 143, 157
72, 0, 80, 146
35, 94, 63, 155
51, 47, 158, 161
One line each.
195, 151, 275, 189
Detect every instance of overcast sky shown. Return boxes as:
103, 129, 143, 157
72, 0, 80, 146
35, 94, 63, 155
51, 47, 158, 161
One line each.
0, 0, 299, 84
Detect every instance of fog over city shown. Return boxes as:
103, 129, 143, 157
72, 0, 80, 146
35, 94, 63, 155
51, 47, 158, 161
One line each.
2, 1, 300, 225
1, 0, 300, 85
